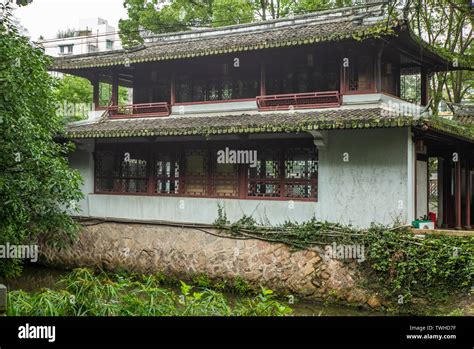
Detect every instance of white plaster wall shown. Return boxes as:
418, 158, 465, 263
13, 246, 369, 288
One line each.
416, 160, 428, 219
68, 141, 94, 216
69, 128, 411, 228
316, 127, 410, 227
171, 100, 257, 115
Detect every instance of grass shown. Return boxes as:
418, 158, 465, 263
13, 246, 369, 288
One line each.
7, 268, 292, 317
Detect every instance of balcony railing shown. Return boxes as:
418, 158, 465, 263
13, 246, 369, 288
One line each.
256, 91, 341, 111
107, 102, 171, 118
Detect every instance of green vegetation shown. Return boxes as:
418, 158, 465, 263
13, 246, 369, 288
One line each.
119, 0, 353, 47
0, 3, 83, 278
54, 75, 93, 122
7, 268, 292, 316
214, 209, 474, 311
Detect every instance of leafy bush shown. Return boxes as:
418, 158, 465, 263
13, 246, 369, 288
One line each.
213, 211, 474, 308
7, 268, 292, 316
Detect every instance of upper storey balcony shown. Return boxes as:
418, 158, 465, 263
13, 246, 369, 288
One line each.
74, 40, 437, 120
51, 3, 464, 121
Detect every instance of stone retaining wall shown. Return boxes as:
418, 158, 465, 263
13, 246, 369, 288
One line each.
41, 222, 380, 307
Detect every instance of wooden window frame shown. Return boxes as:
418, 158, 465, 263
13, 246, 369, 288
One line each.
94, 142, 318, 202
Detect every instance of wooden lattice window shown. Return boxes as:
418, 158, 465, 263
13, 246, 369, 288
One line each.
177, 74, 192, 102
184, 149, 208, 196
212, 161, 239, 197
348, 55, 373, 92
248, 146, 318, 199
95, 148, 148, 193
155, 152, 180, 194
248, 148, 281, 197
284, 148, 318, 199
94, 143, 318, 201
192, 79, 206, 102
95, 150, 117, 192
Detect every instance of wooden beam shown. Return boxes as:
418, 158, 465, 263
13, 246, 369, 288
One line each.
455, 150, 462, 229
465, 157, 471, 229
170, 74, 176, 105
92, 77, 99, 110
259, 59, 266, 96
421, 67, 429, 107
375, 46, 383, 93
442, 158, 450, 228
111, 70, 119, 106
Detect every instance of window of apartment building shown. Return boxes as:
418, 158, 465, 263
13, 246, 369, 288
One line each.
106, 40, 114, 50
59, 44, 74, 55
94, 142, 318, 200
88, 44, 98, 53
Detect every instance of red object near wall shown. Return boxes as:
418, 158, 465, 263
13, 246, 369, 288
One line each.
428, 211, 437, 228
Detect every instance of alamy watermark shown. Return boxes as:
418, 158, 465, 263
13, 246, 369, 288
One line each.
380, 100, 424, 118
217, 147, 257, 168
55, 101, 94, 118
324, 242, 365, 263
0, 243, 38, 262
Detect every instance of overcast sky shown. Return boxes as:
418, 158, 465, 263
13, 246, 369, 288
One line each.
14, 0, 128, 40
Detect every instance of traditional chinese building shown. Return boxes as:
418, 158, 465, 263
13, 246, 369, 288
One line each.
52, 3, 473, 229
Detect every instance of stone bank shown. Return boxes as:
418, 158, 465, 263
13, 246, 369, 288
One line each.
41, 222, 379, 307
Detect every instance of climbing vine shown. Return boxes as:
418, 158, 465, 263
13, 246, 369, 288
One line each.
213, 206, 473, 308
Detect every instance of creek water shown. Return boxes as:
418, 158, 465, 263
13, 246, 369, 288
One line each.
0, 265, 383, 316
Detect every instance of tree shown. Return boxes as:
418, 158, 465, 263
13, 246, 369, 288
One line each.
0, 1, 83, 277
119, 0, 352, 47
54, 75, 93, 122
403, 0, 473, 114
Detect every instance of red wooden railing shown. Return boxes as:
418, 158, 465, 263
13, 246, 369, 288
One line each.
107, 102, 171, 118
256, 91, 341, 111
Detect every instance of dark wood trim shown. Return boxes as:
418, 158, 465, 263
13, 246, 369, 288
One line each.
112, 70, 119, 106
421, 67, 429, 107
375, 45, 383, 93
455, 151, 462, 229
427, 155, 430, 216
92, 77, 99, 110
260, 59, 266, 96
416, 153, 428, 162
170, 74, 176, 105
173, 98, 256, 106
343, 89, 377, 95
465, 157, 471, 229
93, 141, 318, 202
414, 149, 417, 218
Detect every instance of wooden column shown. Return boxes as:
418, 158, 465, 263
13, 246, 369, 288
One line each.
92, 77, 99, 109
111, 71, 119, 106
442, 158, 450, 228
375, 46, 383, 93
170, 74, 176, 105
259, 60, 266, 96
394, 64, 401, 97
437, 158, 444, 227
340, 52, 346, 95
420, 67, 429, 107
455, 150, 462, 230
465, 157, 471, 229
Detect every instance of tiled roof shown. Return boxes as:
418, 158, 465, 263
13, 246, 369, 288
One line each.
66, 108, 474, 142
67, 108, 417, 137
52, 5, 399, 70
453, 104, 474, 125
